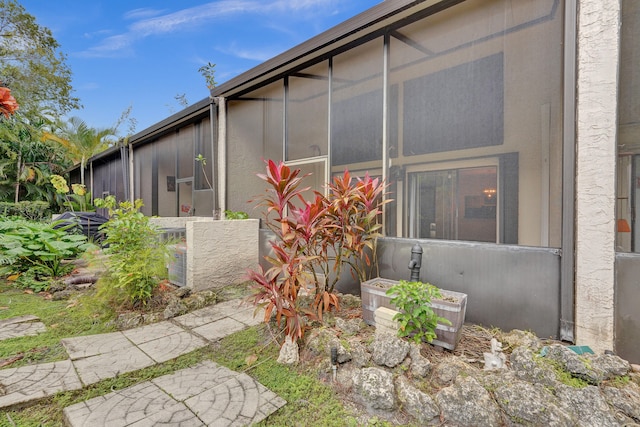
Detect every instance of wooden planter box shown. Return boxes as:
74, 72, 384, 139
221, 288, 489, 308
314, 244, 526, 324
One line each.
361, 278, 467, 350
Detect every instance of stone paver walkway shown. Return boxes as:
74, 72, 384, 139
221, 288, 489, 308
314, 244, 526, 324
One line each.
0, 299, 286, 426
63, 361, 286, 427
0, 314, 47, 341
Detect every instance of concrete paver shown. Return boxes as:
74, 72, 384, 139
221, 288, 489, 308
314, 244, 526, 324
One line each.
122, 321, 187, 345
1, 298, 287, 425
137, 330, 208, 364
72, 345, 156, 385
64, 361, 286, 427
0, 314, 47, 341
183, 366, 286, 426
173, 306, 230, 329
63, 381, 190, 427
0, 360, 82, 407
191, 317, 246, 341
62, 332, 133, 360
151, 361, 238, 401
227, 307, 263, 327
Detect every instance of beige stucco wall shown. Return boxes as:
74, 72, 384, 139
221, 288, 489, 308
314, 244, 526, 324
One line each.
186, 219, 259, 291
149, 216, 209, 229
574, 0, 620, 352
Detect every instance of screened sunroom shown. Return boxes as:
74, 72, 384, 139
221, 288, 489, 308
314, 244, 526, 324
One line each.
218, 0, 570, 342
76, 0, 638, 362
225, 0, 564, 249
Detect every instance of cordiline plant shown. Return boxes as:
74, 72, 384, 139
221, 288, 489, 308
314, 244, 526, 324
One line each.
326, 171, 387, 284
248, 159, 387, 341
249, 160, 313, 340
247, 244, 308, 340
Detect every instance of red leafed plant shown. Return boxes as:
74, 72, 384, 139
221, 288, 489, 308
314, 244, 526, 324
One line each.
248, 159, 388, 342
0, 85, 19, 118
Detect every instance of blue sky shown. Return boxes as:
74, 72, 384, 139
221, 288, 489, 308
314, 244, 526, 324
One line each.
19, 0, 381, 135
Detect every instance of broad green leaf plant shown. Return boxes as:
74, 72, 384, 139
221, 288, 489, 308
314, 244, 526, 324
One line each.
95, 196, 170, 306
386, 280, 451, 344
0, 217, 90, 286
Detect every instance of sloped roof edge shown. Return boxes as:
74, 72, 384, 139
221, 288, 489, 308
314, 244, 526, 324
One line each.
75, 0, 436, 169
210, 0, 426, 97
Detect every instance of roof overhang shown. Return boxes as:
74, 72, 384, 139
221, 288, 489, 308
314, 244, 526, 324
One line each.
210, 0, 455, 98
74, 0, 461, 170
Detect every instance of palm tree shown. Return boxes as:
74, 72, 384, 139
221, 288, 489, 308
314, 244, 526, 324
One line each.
58, 117, 116, 186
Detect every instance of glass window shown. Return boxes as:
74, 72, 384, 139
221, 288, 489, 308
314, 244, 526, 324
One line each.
408, 166, 497, 242
388, 0, 563, 246
287, 61, 328, 160
156, 134, 177, 217
134, 143, 153, 216
227, 81, 284, 216
616, 0, 640, 252
331, 39, 384, 168
177, 125, 194, 179
195, 119, 214, 191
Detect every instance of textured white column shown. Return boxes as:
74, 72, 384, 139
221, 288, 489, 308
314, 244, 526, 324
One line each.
574, 0, 620, 352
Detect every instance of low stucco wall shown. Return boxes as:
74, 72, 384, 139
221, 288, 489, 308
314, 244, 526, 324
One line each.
186, 219, 259, 291
149, 216, 210, 229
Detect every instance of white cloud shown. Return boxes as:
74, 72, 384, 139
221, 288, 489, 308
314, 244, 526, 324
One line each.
269, 0, 338, 11
263, 22, 300, 39
215, 42, 285, 62
80, 0, 343, 58
129, 1, 257, 36
124, 8, 167, 21
79, 82, 100, 90
76, 34, 135, 58
82, 29, 113, 40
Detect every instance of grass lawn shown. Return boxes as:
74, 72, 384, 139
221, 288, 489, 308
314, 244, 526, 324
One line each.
0, 280, 371, 427
0, 280, 116, 368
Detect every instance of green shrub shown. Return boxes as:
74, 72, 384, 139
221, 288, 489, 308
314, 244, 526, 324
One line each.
386, 280, 451, 344
224, 209, 249, 220
0, 217, 90, 282
95, 196, 170, 305
50, 175, 95, 212
0, 201, 51, 221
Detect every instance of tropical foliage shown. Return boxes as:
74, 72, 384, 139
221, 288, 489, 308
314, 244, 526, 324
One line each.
0, 85, 18, 117
0, 2, 121, 208
0, 216, 90, 282
0, 0, 79, 118
57, 116, 117, 186
386, 280, 451, 344
248, 160, 387, 341
0, 201, 49, 221
95, 196, 170, 306
0, 116, 70, 203
50, 174, 93, 212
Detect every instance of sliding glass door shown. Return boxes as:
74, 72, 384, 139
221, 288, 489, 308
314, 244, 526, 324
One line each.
408, 165, 498, 243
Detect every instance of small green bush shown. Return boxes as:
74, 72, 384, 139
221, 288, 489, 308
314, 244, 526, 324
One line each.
224, 210, 249, 220
0, 217, 90, 283
95, 196, 170, 305
0, 201, 51, 221
386, 280, 451, 344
